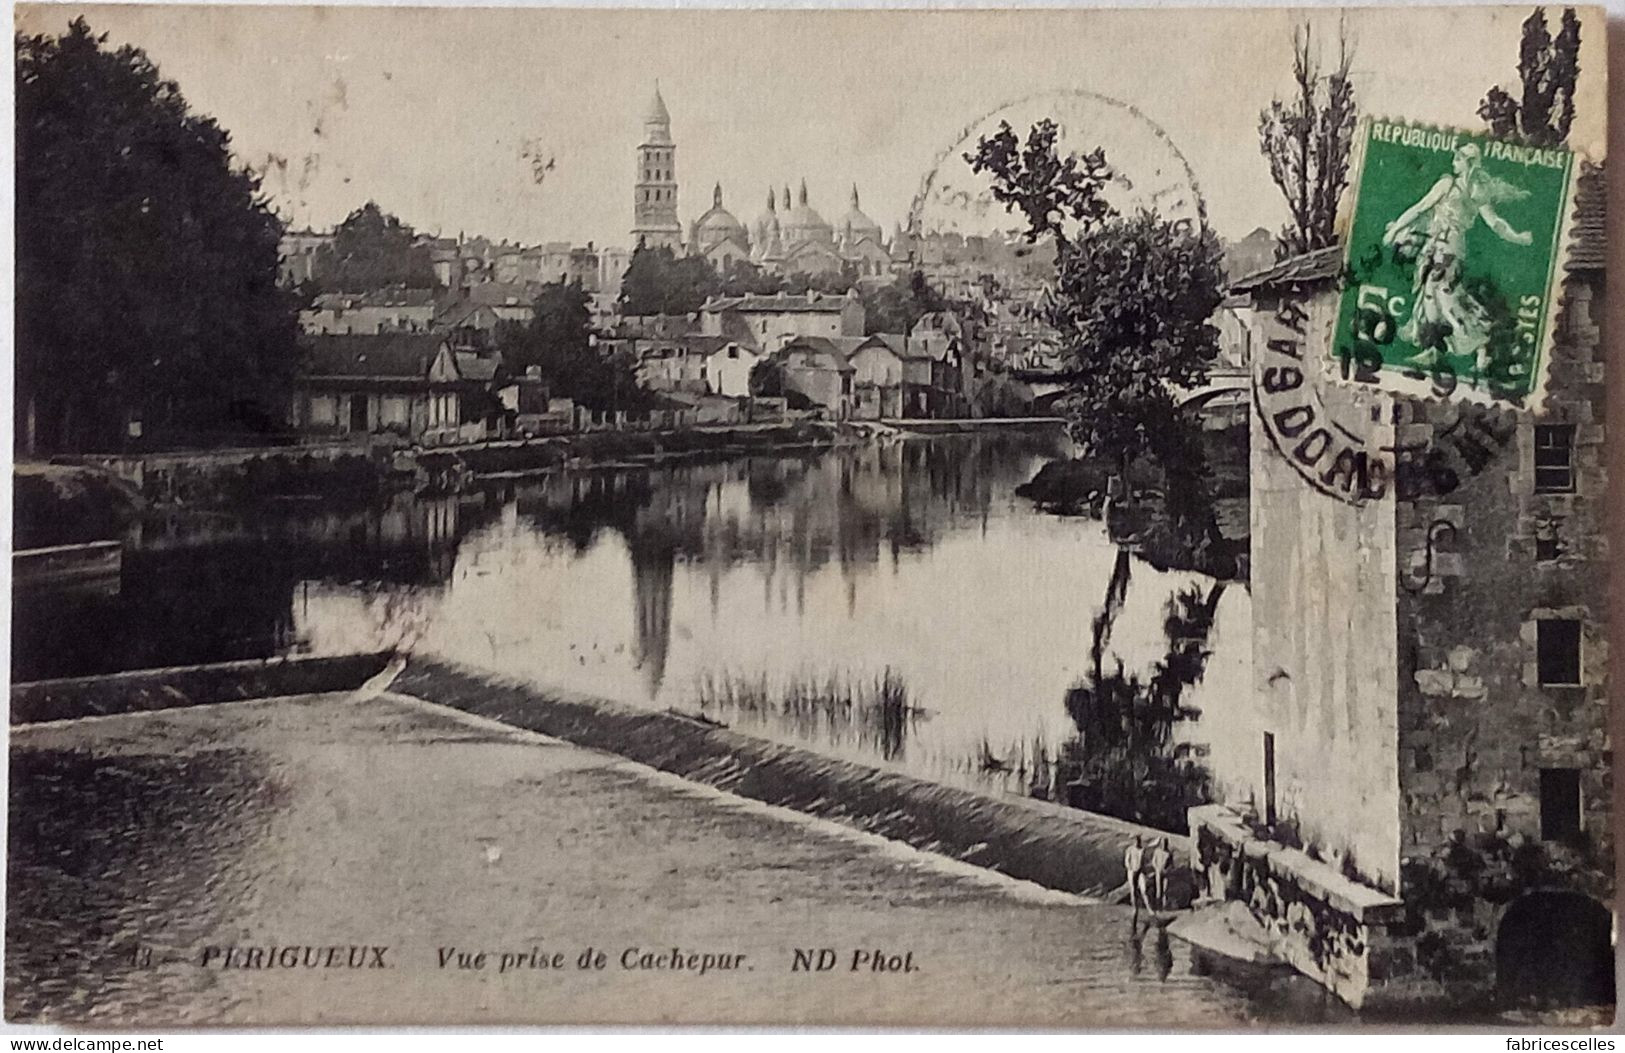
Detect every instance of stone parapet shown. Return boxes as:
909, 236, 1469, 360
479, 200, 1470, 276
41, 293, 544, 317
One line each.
1188, 804, 1404, 1009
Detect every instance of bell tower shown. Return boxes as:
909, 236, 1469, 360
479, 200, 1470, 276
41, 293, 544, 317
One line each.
632, 84, 683, 252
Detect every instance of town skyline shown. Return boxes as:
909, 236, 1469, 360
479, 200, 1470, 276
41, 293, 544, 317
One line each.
19, 4, 1604, 252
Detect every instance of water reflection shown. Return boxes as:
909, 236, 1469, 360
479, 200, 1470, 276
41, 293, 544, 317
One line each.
12, 491, 501, 681
15, 432, 1249, 833
1052, 564, 1223, 831
300, 433, 1245, 816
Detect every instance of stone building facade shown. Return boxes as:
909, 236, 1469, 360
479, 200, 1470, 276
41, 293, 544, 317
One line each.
1194, 170, 1610, 1012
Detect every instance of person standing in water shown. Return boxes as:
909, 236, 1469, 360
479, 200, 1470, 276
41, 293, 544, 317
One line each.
1123, 835, 1147, 913
1148, 837, 1173, 910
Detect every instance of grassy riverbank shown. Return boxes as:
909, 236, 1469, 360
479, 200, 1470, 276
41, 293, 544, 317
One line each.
432, 419, 846, 476
13, 463, 145, 549
19, 418, 1065, 547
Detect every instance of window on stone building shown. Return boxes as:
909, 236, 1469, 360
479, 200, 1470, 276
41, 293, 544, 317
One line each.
1536, 535, 1562, 562
1537, 618, 1583, 686
1534, 424, 1576, 493
1539, 768, 1582, 843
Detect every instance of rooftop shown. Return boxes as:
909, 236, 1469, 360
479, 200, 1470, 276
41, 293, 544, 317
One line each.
779, 336, 857, 371
303, 333, 448, 379
310, 287, 436, 310
704, 291, 856, 314
1567, 164, 1605, 272
1225, 246, 1343, 294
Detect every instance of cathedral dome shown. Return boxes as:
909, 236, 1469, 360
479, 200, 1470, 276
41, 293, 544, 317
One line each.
841, 185, 883, 245
780, 180, 834, 247
694, 184, 749, 252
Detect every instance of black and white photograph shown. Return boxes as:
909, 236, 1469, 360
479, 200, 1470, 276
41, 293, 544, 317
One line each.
6, 1, 1615, 1030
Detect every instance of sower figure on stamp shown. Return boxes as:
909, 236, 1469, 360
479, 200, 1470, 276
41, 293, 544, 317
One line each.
1381, 142, 1533, 377
1123, 835, 1147, 913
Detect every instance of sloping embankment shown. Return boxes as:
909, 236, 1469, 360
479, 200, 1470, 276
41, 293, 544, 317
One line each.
393, 657, 1180, 897
9, 651, 1179, 898
10, 653, 392, 725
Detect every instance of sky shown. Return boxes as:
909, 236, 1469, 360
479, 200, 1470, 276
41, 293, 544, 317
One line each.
17, 4, 1609, 250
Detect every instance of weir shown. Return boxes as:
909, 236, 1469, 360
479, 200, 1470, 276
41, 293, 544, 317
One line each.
10, 652, 1179, 899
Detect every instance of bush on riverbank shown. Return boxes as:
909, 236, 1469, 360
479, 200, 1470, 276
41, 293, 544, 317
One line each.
1015, 422, 1249, 580
452, 421, 841, 475
220, 451, 386, 505
14, 464, 144, 548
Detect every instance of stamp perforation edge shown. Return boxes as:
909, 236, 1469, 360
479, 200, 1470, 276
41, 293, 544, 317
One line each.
1323, 114, 1595, 417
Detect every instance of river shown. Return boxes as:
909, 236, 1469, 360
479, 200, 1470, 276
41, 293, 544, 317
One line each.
15, 430, 1247, 832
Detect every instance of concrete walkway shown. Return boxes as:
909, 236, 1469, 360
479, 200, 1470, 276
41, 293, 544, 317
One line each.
7, 692, 1343, 1027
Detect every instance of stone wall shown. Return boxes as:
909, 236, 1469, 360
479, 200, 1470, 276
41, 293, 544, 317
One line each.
69, 440, 385, 505
1189, 805, 1406, 1009
1232, 288, 1404, 893
1224, 257, 1613, 1009
1393, 268, 1612, 889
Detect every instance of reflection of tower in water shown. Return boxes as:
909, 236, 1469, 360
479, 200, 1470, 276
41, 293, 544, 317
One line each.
628, 536, 675, 701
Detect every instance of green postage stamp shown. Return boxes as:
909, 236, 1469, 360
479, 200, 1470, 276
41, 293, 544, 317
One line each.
1333, 119, 1578, 407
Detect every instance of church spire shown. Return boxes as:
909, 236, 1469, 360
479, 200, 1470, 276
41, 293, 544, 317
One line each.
767, 187, 776, 212
713, 182, 723, 208
798, 179, 809, 206
782, 185, 792, 210
851, 184, 861, 209
644, 81, 670, 126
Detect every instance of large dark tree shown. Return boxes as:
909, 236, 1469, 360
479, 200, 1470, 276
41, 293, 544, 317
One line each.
500, 279, 646, 410
1046, 213, 1226, 467
1257, 21, 1357, 259
314, 201, 437, 292
862, 271, 946, 336
617, 243, 719, 315
966, 119, 1112, 255
1479, 7, 1581, 146
16, 18, 301, 453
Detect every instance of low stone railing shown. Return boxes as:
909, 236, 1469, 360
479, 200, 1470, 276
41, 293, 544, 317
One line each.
1188, 804, 1406, 1009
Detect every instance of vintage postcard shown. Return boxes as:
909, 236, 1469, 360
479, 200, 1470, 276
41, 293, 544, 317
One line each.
7, 2, 1613, 1030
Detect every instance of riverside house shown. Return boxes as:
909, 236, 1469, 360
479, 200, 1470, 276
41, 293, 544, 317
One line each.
292, 333, 506, 445
1191, 169, 1610, 1012
699, 289, 865, 353
775, 336, 856, 419
847, 334, 906, 419
904, 311, 966, 418
633, 335, 760, 398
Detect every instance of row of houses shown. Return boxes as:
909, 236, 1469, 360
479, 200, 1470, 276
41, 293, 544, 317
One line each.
289, 267, 1001, 445
621, 310, 967, 421
279, 228, 631, 300
288, 315, 970, 449
298, 283, 620, 337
